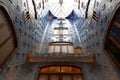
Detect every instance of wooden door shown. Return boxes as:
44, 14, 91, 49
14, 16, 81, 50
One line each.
104, 6, 120, 69
0, 7, 17, 68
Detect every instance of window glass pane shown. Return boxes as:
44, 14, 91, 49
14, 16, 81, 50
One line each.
50, 75, 59, 80
48, 46, 54, 53
40, 66, 81, 73
73, 75, 83, 80
115, 13, 120, 23
87, 0, 95, 23
62, 46, 67, 53
55, 46, 60, 53
62, 75, 71, 80
111, 25, 120, 37
63, 30, 68, 35
49, 67, 60, 72
54, 30, 59, 35
110, 25, 120, 44
68, 46, 74, 53
27, 0, 35, 22
39, 75, 48, 80
108, 40, 120, 64
61, 67, 72, 73
59, 29, 63, 35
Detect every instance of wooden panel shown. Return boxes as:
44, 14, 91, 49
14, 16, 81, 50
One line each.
113, 22, 120, 28
61, 67, 72, 73
0, 25, 12, 45
27, 53, 95, 63
48, 46, 54, 53
0, 7, 17, 68
0, 37, 15, 67
0, 9, 7, 24
109, 36, 120, 49
74, 48, 83, 54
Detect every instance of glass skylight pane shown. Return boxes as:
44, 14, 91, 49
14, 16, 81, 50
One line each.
48, 0, 74, 18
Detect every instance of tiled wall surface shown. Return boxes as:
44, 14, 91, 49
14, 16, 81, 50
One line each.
0, 0, 120, 80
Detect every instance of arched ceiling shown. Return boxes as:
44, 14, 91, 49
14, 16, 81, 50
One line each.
48, 0, 75, 18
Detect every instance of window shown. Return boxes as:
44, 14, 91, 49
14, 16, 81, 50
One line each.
54, 27, 69, 36
27, 0, 37, 22
32, 0, 37, 19
105, 7, 120, 69
85, 0, 90, 19
23, 10, 30, 22
38, 66, 84, 80
42, 0, 44, 9
86, 0, 96, 24
78, 0, 80, 9
92, 11, 99, 22
48, 42, 74, 53
81, 2, 83, 8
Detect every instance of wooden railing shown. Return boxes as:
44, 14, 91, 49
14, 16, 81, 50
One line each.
27, 53, 95, 63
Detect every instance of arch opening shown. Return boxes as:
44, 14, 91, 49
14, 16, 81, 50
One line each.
104, 6, 120, 69
38, 65, 84, 80
0, 6, 17, 68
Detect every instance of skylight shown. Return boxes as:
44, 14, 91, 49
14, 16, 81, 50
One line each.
48, 0, 74, 18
